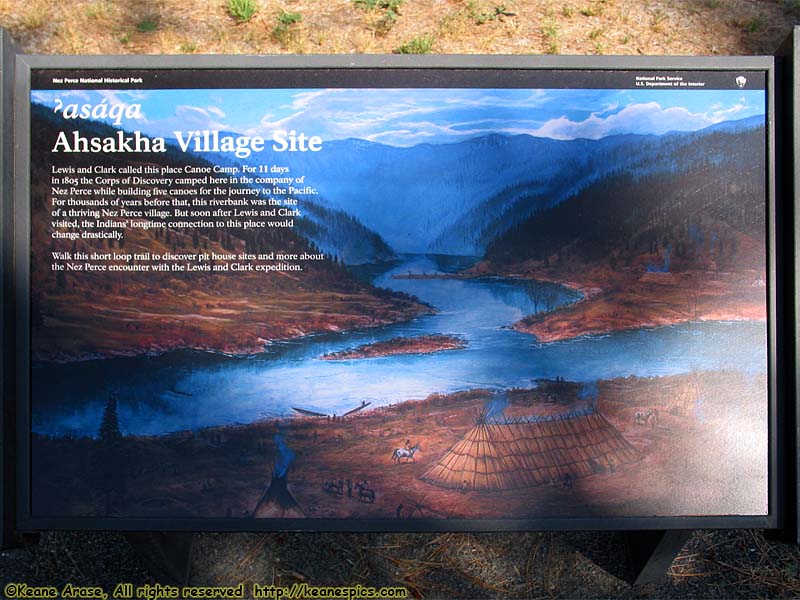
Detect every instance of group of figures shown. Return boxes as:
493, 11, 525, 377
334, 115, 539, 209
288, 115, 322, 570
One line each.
323, 477, 375, 503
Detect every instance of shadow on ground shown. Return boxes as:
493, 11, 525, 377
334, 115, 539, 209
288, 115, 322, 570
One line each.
4, 529, 800, 598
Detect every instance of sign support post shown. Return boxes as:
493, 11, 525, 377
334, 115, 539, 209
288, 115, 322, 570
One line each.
1, 27, 19, 552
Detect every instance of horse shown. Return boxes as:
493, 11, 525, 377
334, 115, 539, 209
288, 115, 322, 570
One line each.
323, 479, 343, 495
633, 407, 658, 428
391, 443, 421, 463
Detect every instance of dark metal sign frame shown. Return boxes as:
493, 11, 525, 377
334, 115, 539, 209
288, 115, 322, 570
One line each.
2, 30, 789, 537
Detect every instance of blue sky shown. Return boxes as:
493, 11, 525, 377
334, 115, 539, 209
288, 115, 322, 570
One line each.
32, 87, 765, 147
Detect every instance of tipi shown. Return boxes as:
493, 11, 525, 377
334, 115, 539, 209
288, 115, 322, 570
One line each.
252, 472, 306, 518
421, 409, 639, 491
253, 431, 305, 518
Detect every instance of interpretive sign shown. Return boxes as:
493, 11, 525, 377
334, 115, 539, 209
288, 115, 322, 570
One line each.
10, 52, 779, 531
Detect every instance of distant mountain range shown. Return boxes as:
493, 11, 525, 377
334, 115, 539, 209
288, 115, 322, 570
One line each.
231, 115, 765, 258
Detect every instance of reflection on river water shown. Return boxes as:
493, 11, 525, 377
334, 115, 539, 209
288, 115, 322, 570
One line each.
31, 255, 767, 437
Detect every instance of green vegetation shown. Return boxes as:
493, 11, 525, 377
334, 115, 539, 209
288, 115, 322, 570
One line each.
542, 23, 559, 54
136, 19, 158, 33
354, 0, 403, 34
467, 1, 515, 24
354, 0, 403, 12
273, 10, 302, 47
227, 0, 258, 23
277, 10, 302, 25
394, 34, 434, 54
745, 16, 765, 33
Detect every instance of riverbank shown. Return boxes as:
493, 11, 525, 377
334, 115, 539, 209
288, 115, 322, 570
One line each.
468, 259, 766, 343
31, 272, 434, 363
320, 334, 466, 361
30, 370, 767, 521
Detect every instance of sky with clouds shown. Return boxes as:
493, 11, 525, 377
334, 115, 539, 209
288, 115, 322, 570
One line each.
32, 87, 765, 147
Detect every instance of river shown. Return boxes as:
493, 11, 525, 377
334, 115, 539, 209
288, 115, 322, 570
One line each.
31, 255, 768, 437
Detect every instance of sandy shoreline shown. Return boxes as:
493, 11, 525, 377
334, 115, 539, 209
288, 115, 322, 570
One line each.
31, 281, 435, 363
466, 260, 767, 343
33, 253, 767, 364
320, 334, 466, 361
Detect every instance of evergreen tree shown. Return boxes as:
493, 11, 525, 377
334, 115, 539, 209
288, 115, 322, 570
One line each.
98, 392, 122, 442
95, 392, 127, 516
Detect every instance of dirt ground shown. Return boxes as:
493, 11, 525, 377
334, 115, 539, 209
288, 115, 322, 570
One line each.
12, 373, 795, 597
29, 372, 768, 522
0, 0, 797, 56
3, 0, 800, 598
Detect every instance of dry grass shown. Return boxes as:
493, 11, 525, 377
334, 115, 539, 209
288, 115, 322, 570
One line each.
0, 0, 798, 56
186, 528, 800, 598
7, 527, 800, 599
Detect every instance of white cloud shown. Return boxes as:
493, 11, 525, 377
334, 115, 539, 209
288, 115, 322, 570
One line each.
244, 88, 556, 145
32, 90, 91, 104
289, 89, 342, 110
143, 104, 232, 137
531, 101, 723, 140
137, 88, 764, 148
32, 91, 55, 103
173, 105, 229, 130
118, 90, 149, 101
58, 90, 92, 102
97, 90, 151, 124
365, 128, 435, 144
206, 106, 226, 119
598, 101, 619, 115
711, 102, 747, 119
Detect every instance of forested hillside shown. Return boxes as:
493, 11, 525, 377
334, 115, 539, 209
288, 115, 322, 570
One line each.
485, 124, 766, 274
